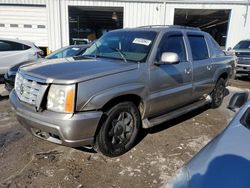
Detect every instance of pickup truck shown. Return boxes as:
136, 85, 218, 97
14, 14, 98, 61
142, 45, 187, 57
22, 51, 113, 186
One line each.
10, 26, 234, 157
231, 39, 250, 77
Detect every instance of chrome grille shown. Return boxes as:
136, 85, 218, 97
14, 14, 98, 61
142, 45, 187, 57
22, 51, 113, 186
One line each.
15, 73, 42, 106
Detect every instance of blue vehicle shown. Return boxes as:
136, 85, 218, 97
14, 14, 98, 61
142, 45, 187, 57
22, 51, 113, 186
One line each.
168, 92, 250, 188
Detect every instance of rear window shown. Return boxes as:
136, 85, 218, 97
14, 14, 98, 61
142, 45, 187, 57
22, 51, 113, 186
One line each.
0, 40, 31, 51
188, 35, 209, 61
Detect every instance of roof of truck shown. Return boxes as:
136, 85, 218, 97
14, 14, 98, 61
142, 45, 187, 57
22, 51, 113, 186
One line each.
114, 25, 204, 34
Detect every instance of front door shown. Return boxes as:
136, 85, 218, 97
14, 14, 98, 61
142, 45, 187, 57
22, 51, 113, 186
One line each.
149, 31, 193, 117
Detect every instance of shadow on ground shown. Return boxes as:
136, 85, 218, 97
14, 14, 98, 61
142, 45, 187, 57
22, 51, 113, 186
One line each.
0, 95, 9, 102
236, 76, 250, 82
136, 104, 210, 147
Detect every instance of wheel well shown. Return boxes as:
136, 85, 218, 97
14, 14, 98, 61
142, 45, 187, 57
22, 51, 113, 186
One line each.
93, 94, 143, 145
219, 72, 228, 81
101, 94, 143, 112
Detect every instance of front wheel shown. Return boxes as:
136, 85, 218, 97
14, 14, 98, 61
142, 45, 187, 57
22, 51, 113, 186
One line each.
210, 78, 226, 108
95, 102, 141, 157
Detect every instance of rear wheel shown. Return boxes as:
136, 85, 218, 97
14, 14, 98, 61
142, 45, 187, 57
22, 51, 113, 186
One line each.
211, 78, 226, 108
95, 102, 141, 157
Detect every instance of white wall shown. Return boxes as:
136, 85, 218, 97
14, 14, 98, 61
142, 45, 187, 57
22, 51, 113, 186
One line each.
0, 0, 45, 5
46, 0, 165, 51
164, 3, 250, 49
0, 5, 48, 46
46, 0, 62, 51
3, 0, 247, 51
227, 4, 250, 48
46, 0, 250, 51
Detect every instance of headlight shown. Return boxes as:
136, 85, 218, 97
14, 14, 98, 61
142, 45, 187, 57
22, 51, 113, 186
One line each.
15, 72, 23, 91
47, 84, 75, 113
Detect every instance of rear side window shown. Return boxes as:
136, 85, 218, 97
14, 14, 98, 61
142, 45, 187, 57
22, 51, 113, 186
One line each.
0, 41, 12, 51
23, 44, 31, 50
210, 36, 225, 57
158, 34, 187, 62
188, 35, 209, 61
0, 40, 31, 51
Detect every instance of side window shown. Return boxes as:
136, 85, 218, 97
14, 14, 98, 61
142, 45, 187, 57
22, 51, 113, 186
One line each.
188, 35, 209, 61
0, 40, 30, 51
158, 34, 187, 62
23, 44, 31, 50
210, 36, 225, 57
0, 40, 12, 51
62, 47, 79, 57
9, 41, 26, 51
52, 51, 63, 59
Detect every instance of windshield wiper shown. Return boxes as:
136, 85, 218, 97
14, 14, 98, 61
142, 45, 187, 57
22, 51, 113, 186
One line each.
107, 46, 127, 63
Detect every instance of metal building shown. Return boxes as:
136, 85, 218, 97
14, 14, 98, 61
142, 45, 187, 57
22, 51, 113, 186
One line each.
0, 0, 249, 52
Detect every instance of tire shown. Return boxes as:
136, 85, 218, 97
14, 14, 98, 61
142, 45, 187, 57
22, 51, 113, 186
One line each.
95, 102, 141, 157
211, 78, 226, 108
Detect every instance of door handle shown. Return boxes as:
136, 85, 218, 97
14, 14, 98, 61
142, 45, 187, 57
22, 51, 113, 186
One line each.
207, 65, 212, 70
185, 68, 192, 74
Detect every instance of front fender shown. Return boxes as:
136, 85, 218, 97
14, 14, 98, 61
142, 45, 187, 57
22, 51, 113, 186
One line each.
80, 83, 147, 111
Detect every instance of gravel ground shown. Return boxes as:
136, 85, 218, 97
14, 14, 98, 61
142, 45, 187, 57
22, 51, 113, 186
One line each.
0, 78, 249, 188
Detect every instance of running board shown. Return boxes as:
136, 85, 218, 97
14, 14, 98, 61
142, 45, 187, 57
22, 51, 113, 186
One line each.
142, 98, 210, 129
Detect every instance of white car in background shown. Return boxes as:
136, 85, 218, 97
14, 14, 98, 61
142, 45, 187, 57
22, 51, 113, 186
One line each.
0, 38, 43, 82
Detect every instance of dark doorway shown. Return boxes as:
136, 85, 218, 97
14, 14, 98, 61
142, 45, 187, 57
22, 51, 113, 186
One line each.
68, 6, 123, 45
174, 9, 231, 48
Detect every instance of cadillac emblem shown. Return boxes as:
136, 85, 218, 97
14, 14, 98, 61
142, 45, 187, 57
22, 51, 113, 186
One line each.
20, 84, 24, 95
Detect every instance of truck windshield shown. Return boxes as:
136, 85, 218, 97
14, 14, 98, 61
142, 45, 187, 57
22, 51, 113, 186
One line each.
233, 41, 250, 50
83, 30, 157, 62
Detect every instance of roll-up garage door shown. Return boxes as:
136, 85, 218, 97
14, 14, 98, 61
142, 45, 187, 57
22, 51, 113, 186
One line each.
0, 5, 48, 47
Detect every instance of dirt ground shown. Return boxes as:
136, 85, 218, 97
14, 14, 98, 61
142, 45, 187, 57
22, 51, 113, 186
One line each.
0, 78, 249, 188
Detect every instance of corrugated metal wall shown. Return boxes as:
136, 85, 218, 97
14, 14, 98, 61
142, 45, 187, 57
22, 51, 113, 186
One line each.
46, 0, 165, 50
46, 0, 62, 51
0, 3, 48, 46
165, 3, 250, 49
1, 0, 249, 50
0, 0, 45, 5
46, 0, 250, 51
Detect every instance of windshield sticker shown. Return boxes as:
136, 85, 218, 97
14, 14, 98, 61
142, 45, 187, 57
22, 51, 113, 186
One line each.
133, 38, 152, 46
72, 48, 80, 51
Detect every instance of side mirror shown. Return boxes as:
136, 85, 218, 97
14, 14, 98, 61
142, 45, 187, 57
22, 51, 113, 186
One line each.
227, 47, 232, 51
228, 92, 249, 111
156, 52, 180, 65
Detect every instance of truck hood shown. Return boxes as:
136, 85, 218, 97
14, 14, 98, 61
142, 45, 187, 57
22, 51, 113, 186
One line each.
19, 57, 138, 84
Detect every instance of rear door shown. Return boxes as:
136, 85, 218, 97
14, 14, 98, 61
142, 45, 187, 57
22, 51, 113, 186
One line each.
187, 33, 214, 99
149, 31, 193, 116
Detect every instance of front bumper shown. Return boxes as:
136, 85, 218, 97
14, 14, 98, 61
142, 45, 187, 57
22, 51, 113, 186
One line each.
236, 64, 250, 75
10, 90, 103, 147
